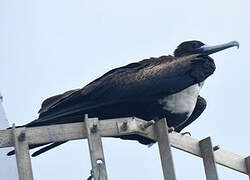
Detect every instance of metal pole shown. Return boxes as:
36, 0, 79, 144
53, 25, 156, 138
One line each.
85, 115, 108, 180
12, 125, 34, 180
199, 137, 219, 180
244, 156, 250, 180
0, 93, 19, 180
155, 118, 176, 180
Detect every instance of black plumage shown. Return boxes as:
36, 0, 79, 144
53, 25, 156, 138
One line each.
7, 40, 239, 156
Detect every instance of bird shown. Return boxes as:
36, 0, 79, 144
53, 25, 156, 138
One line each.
7, 40, 239, 157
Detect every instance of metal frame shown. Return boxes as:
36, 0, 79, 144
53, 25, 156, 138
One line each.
199, 137, 219, 180
155, 118, 176, 180
0, 116, 249, 180
0, 93, 19, 180
11, 125, 34, 180
85, 115, 108, 180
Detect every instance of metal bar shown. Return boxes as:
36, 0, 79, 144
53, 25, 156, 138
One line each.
0, 117, 144, 148
155, 118, 176, 180
199, 137, 219, 180
0, 93, 18, 180
0, 117, 248, 175
168, 132, 247, 174
244, 156, 250, 179
12, 124, 34, 180
85, 115, 108, 180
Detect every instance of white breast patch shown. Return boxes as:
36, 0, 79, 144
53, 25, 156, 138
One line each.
158, 82, 204, 117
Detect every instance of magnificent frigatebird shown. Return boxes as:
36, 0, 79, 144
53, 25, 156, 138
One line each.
8, 40, 239, 157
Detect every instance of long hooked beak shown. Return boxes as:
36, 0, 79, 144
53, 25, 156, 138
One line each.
198, 41, 239, 55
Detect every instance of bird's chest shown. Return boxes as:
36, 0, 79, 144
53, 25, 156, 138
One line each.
158, 83, 203, 116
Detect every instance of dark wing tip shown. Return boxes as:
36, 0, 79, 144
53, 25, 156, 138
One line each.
32, 141, 67, 157
7, 150, 15, 156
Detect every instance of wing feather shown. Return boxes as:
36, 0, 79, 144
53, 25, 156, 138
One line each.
32, 54, 213, 125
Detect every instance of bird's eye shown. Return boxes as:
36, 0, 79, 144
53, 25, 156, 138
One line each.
192, 42, 199, 48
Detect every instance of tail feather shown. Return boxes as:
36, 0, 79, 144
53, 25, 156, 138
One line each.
7, 141, 67, 157
7, 143, 50, 156
32, 141, 67, 157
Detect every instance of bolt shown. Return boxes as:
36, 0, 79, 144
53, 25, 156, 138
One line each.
91, 123, 98, 133
121, 121, 128, 131
96, 159, 103, 165
139, 120, 155, 130
18, 131, 26, 141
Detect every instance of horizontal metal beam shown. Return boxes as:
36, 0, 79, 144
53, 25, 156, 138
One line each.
0, 117, 248, 175
168, 131, 247, 175
0, 117, 156, 148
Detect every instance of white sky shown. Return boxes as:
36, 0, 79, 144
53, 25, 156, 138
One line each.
1, 0, 250, 179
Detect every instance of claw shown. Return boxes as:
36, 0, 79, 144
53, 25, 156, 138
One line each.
168, 127, 175, 133
180, 132, 191, 136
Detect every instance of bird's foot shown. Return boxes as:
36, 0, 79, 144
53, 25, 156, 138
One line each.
168, 127, 175, 133
180, 132, 191, 136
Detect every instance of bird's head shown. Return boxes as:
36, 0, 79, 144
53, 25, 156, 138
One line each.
174, 40, 239, 58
